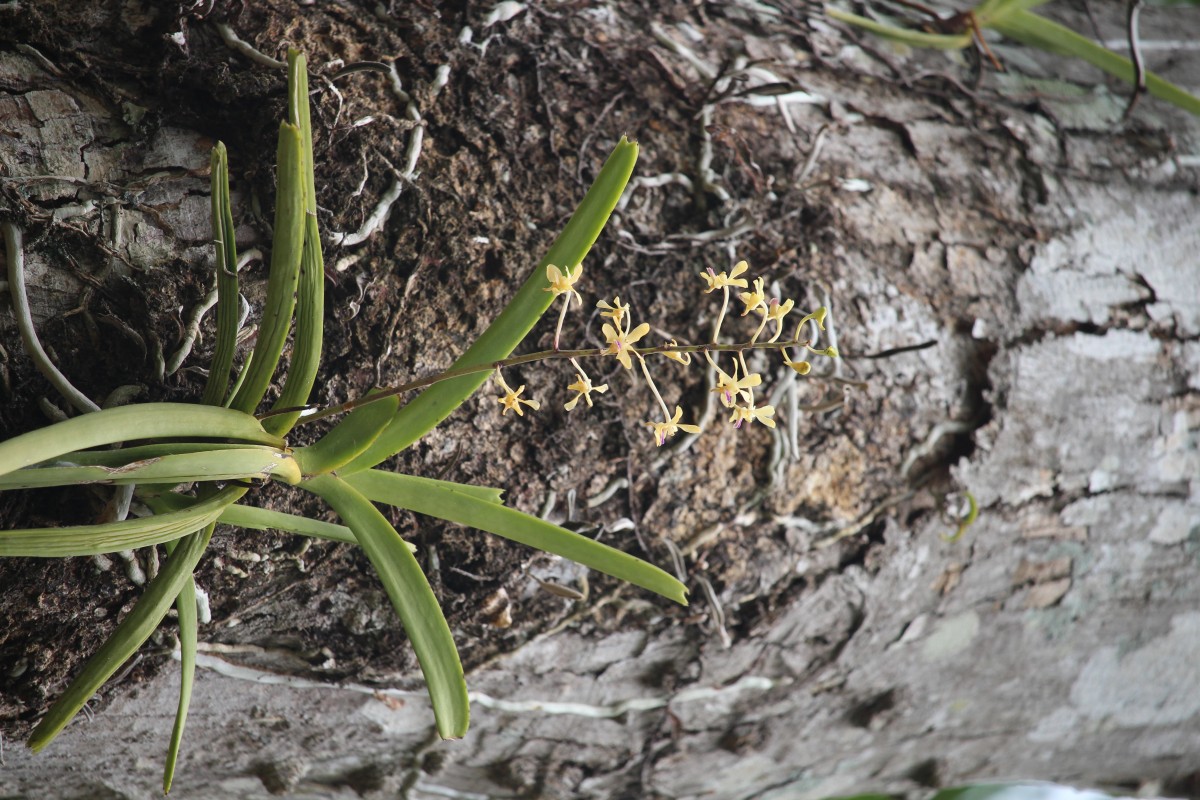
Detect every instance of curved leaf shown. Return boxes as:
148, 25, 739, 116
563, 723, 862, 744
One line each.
201, 141, 241, 406
28, 522, 219, 752
993, 10, 1200, 116
264, 49, 326, 435
304, 474, 468, 739
0, 486, 244, 557
228, 121, 306, 414
162, 538, 198, 795
0, 403, 281, 476
0, 446, 300, 489
344, 470, 688, 605
826, 7, 973, 50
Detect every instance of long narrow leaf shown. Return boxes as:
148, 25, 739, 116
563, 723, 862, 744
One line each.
993, 10, 1200, 116
974, 0, 1053, 25
344, 470, 688, 605
0, 447, 300, 489
341, 137, 639, 472
219, 502, 358, 543
162, 538, 197, 795
0, 486, 244, 557
304, 474, 468, 739
148, 494, 361, 546
265, 49, 326, 436
0, 404, 281, 476
228, 122, 306, 413
200, 142, 241, 406
826, 8, 972, 50
28, 523, 218, 752
47, 442, 270, 468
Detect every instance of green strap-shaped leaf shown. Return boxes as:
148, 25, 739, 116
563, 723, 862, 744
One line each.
264, 49, 326, 436
344, 470, 688, 605
304, 474, 468, 739
201, 142, 241, 407
0, 486, 244, 557
974, 0, 1053, 24
161, 538, 197, 795
147, 493, 421, 550
826, 7, 973, 49
290, 393, 399, 476
228, 121, 306, 414
27, 521, 220, 752
340, 137, 639, 472
47, 442, 270, 468
993, 10, 1200, 116
0, 403, 281, 476
0, 446, 300, 489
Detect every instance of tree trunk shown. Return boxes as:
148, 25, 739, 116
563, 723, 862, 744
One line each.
3, 2, 1199, 798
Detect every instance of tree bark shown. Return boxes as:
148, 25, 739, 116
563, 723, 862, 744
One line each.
2, 2, 1199, 799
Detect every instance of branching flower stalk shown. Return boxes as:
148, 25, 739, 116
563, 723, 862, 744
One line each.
279, 259, 838, 448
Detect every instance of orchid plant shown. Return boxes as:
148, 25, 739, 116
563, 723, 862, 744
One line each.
0, 47, 835, 793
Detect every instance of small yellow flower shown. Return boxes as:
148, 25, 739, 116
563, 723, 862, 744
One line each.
597, 296, 627, 328
564, 373, 609, 411
661, 338, 691, 365
783, 358, 812, 375
739, 277, 767, 316
602, 321, 651, 370
698, 260, 750, 293
645, 405, 702, 446
766, 298, 796, 342
766, 297, 794, 326
730, 403, 776, 429
711, 363, 762, 408
544, 263, 583, 306
494, 369, 541, 417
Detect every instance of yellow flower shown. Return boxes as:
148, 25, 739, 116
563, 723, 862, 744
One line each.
698, 260, 750, 293
711, 363, 761, 408
544, 263, 583, 306
597, 296, 627, 328
661, 338, 691, 365
766, 297, 794, 326
494, 369, 540, 417
602, 321, 651, 370
783, 358, 812, 375
564, 373, 608, 411
645, 405, 702, 446
739, 277, 767, 316
730, 403, 776, 429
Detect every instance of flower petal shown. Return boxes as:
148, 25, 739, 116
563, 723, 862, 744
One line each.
626, 322, 651, 344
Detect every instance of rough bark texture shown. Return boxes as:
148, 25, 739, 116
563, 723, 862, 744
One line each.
2, 2, 1199, 799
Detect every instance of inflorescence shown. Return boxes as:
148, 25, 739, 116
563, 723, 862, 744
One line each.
493, 260, 838, 447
